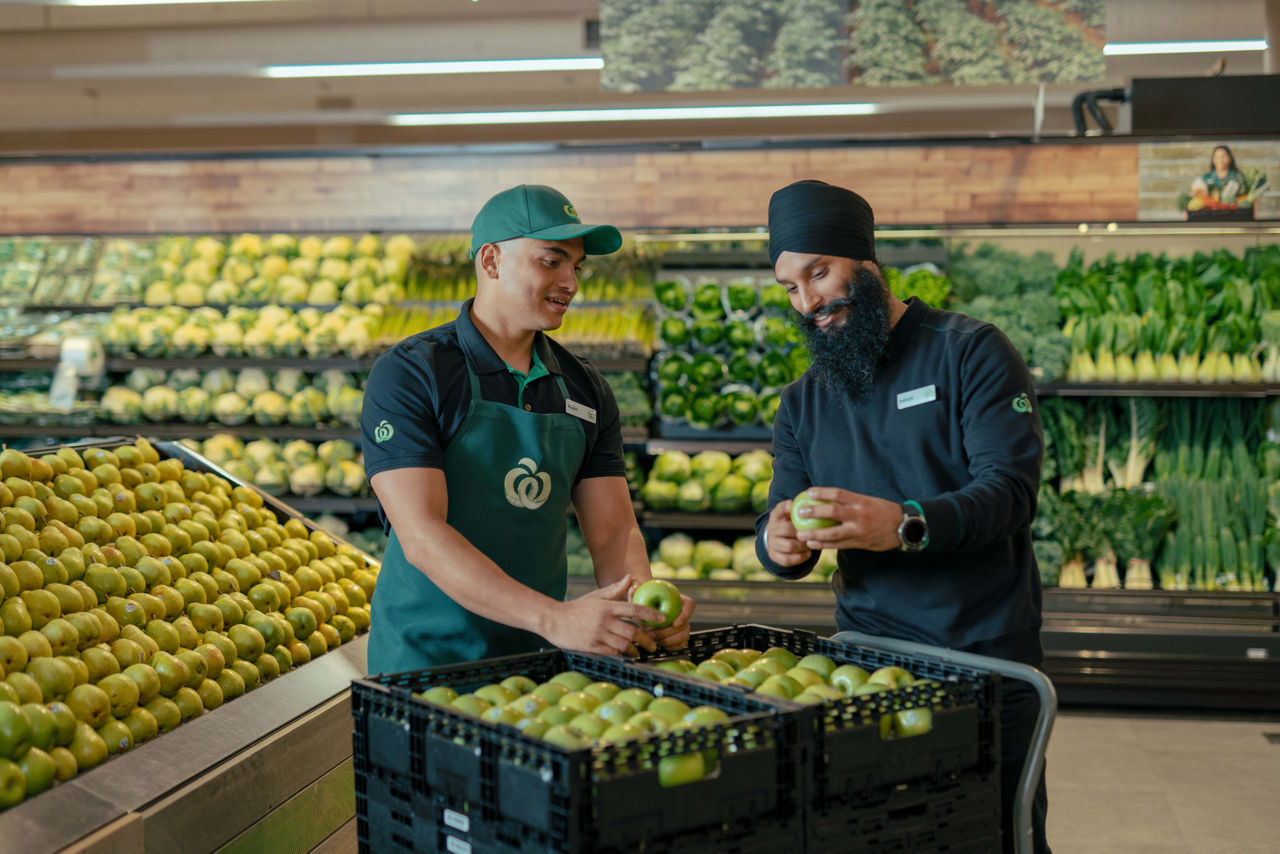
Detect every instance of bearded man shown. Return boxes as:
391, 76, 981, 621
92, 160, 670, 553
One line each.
754, 180, 1052, 854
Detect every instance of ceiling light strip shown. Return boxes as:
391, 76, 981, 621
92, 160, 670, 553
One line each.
1103, 39, 1269, 56
262, 58, 604, 78
389, 103, 878, 126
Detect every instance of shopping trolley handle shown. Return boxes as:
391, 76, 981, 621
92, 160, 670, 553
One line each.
830, 629, 1057, 854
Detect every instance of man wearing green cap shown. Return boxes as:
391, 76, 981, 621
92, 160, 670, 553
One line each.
362, 185, 694, 673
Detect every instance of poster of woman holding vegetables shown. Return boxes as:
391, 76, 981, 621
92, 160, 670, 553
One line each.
1138, 140, 1277, 222
1181, 144, 1269, 220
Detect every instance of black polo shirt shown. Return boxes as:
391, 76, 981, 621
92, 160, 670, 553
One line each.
361, 299, 626, 516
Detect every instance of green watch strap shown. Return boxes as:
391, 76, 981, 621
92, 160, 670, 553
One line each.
903, 499, 925, 518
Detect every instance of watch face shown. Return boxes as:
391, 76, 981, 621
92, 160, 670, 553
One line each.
902, 518, 927, 545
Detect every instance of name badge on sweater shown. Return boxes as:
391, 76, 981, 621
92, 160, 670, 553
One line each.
565, 399, 597, 423
897, 385, 937, 410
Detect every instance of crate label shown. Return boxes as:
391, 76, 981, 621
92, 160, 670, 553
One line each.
1246, 648, 1268, 660
445, 836, 471, 854
443, 809, 470, 832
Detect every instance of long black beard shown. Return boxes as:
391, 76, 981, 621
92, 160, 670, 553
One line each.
797, 268, 891, 403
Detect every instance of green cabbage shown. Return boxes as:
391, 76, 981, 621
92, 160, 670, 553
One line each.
657, 533, 695, 567
651, 451, 692, 483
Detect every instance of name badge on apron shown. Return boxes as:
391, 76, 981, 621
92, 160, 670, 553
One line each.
565, 399, 597, 423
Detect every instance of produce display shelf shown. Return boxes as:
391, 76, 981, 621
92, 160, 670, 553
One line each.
640, 512, 758, 530
1, 636, 368, 854
0, 355, 652, 374
285, 495, 380, 515
645, 438, 773, 455
0, 423, 360, 440
1037, 382, 1280, 398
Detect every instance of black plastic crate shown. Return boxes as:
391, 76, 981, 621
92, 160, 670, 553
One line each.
352, 648, 804, 854
634, 625, 1000, 808
808, 771, 1001, 853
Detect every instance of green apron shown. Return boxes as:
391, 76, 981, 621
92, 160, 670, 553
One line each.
367, 349, 586, 673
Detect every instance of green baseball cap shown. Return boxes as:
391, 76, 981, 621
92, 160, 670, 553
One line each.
469, 184, 622, 259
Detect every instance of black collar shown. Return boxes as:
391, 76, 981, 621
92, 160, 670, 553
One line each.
455, 297, 564, 376
882, 297, 929, 364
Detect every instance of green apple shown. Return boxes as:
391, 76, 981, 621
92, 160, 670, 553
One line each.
853, 682, 890, 697
790, 491, 838, 531
892, 707, 933, 739
795, 654, 836, 681
680, 705, 729, 728
532, 682, 570, 705
500, 675, 537, 696
0, 756, 24, 807
568, 713, 607, 739
626, 710, 669, 734
599, 722, 642, 743
419, 685, 458, 706
733, 667, 771, 689
507, 693, 550, 717
757, 674, 802, 700
0, 702, 33, 760
709, 649, 750, 671
803, 684, 844, 702
613, 687, 653, 713
830, 664, 870, 696
654, 659, 696, 674
657, 752, 705, 787
537, 705, 577, 726
719, 676, 754, 690
593, 699, 635, 724
694, 660, 734, 681
548, 671, 592, 692
473, 683, 517, 707
760, 647, 799, 670
784, 666, 826, 690
449, 694, 492, 718
541, 724, 587, 750
514, 717, 548, 738
747, 656, 786, 677
646, 697, 690, 725
630, 579, 682, 628
792, 690, 826, 706
557, 691, 600, 715
868, 666, 914, 689
582, 681, 621, 703
18, 746, 54, 796
480, 706, 522, 727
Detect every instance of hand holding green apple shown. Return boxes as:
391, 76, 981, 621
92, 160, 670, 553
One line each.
629, 578, 695, 651
547, 575, 660, 658
793, 487, 904, 552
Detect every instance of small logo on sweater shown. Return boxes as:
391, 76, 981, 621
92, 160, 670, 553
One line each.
374, 420, 395, 442
1012, 393, 1033, 413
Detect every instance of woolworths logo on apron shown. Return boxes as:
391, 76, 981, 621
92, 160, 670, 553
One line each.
504, 458, 552, 510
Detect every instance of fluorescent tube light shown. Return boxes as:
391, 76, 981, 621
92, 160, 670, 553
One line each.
389, 103, 878, 127
1103, 39, 1268, 56
262, 58, 603, 79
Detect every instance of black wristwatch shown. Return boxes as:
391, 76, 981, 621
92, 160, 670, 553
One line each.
898, 500, 929, 552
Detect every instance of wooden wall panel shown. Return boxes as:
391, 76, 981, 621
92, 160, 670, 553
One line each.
0, 143, 1139, 235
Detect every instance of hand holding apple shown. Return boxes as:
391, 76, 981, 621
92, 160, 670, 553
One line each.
791, 487, 902, 552
630, 579, 682, 628
630, 578, 696, 651
764, 500, 812, 567
544, 575, 661, 658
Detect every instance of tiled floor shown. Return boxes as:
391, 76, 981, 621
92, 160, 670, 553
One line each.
317, 709, 1280, 853
1045, 710, 1280, 854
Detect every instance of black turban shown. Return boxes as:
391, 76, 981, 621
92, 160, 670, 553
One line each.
767, 180, 877, 266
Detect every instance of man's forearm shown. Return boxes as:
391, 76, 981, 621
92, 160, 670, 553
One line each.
591, 523, 651, 587
396, 518, 561, 639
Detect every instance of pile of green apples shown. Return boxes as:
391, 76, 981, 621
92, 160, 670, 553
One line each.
417, 669, 737, 787
653, 647, 937, 739
0, 440, 380, 809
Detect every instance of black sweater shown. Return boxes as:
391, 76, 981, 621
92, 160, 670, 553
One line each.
755, 298, 1045, 662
